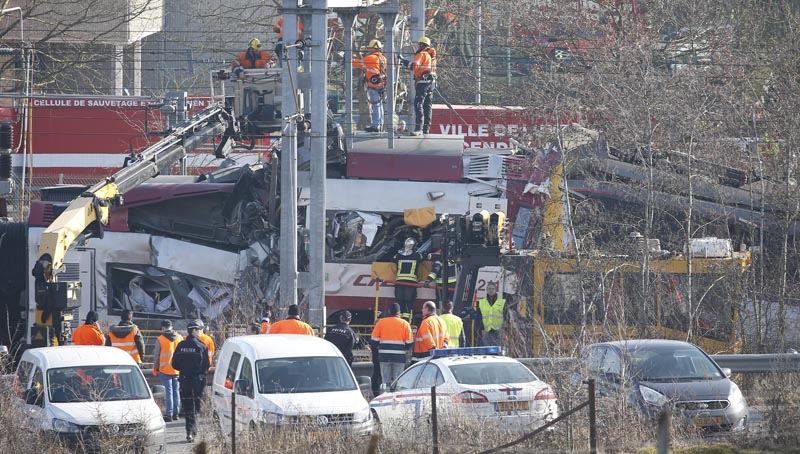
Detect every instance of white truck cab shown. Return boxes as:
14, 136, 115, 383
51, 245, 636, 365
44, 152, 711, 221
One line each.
13, 346, 166, 453
212, 335, 373, 437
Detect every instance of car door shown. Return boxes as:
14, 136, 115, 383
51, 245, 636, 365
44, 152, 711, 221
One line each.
234, 357, 256, 432
214, 351, 241, 433
413, 363, 446, 426
572, 346, 605, 387
371, 362, 425, 426
22, 366, 47, 431
597, 347, 624, 397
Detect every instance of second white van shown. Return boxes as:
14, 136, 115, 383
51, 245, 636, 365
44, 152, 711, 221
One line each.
211, 335, 373, 437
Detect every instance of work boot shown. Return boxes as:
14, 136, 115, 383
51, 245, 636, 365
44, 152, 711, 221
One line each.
410, 130, 422, 136
365, 126, 379, 132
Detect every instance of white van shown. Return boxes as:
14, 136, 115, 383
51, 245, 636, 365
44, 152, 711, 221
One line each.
13, 346, 166, 453
212, 335, 373, 437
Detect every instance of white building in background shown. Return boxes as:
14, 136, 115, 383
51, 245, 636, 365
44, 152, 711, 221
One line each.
0, 0, 277, 96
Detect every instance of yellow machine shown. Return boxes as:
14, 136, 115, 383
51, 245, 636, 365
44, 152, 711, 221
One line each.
31, 105, 240, 345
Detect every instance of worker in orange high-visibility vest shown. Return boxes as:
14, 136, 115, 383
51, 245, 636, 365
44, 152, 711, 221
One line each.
399, 36, 438, 135
71, 311, 105, 345
273, 16, 304, 67
353, 39, 388, 132
105, 310, 144, 366
195, 320, 216, 368
370, 303, 414, 389
152, 319, 183, 422
412, 301, 449, 362
267, 304, 315, 335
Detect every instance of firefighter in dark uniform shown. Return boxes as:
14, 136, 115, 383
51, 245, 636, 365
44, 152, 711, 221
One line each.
324, 310, 358, 366
392, 237, 423, 319
171, 320, 210, 443
427, 249, 457, 305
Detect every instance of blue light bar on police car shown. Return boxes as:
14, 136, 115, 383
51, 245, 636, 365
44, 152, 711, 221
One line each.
431, 346, 501, 357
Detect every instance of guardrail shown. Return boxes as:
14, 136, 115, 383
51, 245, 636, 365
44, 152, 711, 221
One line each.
712, 353, 800, 373
349, 353, 800, 379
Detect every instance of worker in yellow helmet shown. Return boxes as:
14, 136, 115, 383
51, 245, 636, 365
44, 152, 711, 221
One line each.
231, 38, 274, 79
353, 39, 388, 132
399, 36, 438, 135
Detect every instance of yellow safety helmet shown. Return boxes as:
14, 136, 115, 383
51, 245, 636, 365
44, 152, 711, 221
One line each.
368, 39, 383, 50
417, 36, 431, 46
249, 38, 262, 49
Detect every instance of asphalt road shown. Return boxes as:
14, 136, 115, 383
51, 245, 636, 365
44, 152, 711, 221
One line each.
164, 417, 214, 454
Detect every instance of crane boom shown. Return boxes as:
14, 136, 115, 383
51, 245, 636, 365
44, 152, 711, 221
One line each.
32, 104, 239, 343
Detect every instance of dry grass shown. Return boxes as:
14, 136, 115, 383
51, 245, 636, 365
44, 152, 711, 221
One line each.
3, 368, 800, 453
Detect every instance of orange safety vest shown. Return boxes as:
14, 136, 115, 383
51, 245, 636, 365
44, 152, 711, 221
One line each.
371, 316, 414, 362
234, 49, 272, 69
155, 334, 183, 376
411, 48, 437, 81
199, 333, 215, 364
108, 328, 142, 363
353, 51, 387, 88
72, 323, 105, 346
413, 314, 449, 354
268, 318, 315, 335
261, 321, 270, 334
274, 17, 304, 40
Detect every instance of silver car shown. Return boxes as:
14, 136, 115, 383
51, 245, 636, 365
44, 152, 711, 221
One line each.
576, 339, 748, 434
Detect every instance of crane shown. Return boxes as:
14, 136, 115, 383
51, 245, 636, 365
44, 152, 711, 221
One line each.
31, 103, 241, 345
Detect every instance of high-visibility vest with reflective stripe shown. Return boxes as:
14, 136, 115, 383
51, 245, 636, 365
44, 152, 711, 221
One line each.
199, 333, 216, 364
440, 313, 463, 347
157, 334, 183, 375
479, 297, 506, 332
261, 321, 270, 334
412, 48, 437, 81
353, 51, 387, 88
371, 316, 414, 363
396, 252, 422, 282
109, 329, 141, 363
413, 315, 449, 354
428, 259, 457, 285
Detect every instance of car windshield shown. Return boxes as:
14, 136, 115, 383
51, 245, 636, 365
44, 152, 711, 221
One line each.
47, 366, 150, 403
628, 346, 724, 382
256, 356, 357, 394
449, 361, 537, 385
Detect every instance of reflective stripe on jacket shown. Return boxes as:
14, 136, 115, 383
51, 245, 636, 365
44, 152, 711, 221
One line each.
109, 329, 142, 363
413, 314, 449, 356
261, 321, 270, 334
440, 313, 463, 347
371, 316, 414, 363
199, 332, 216, 364
479, 297, 506, 332
157, 334, 183, 375
411, 48, 437, 81
353, 51, 387, 88
395, 251, 422, 282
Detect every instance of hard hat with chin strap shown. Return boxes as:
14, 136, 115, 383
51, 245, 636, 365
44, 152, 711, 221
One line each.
368, 39, 383, 49
249, 38, 262, 49
417, 36, 431, 46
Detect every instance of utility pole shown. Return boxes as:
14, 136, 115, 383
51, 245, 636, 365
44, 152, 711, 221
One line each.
279, 0, 302, 313
307, 0, 329, 329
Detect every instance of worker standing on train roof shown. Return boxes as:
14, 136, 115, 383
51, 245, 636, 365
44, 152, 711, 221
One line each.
353, 39, 388, 132
399, 36, 438, 135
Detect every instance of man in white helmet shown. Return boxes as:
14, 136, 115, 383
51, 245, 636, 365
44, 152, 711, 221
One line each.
353, 39, 388, 132
392, 237, 423, 319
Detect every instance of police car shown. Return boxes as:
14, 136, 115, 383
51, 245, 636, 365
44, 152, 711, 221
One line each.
369, 347, 559, 435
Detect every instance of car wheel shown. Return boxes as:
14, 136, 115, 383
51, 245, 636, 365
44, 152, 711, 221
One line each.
371, 409, 382, 434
